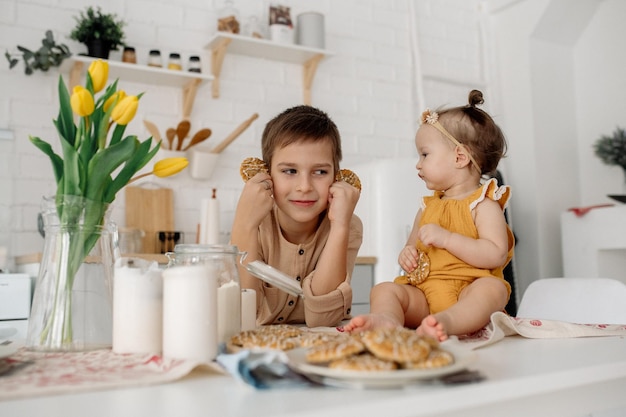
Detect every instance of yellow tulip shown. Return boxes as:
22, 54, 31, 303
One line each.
70, 86, 95, 117
103, 90, 126, 113
111, 95, 138, 125
154, 157, 189, 178
88, 59, 109, 93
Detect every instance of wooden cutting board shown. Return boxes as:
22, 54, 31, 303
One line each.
125, 186, 174, 253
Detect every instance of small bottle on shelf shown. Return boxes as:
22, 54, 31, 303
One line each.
168, 53, 182, 71
188, 56, 202, 73
122, 47, 137, 64
148, 50, 162, 67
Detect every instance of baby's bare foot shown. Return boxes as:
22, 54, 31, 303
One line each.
416, 315, 448, 342
342, 314, 399, 333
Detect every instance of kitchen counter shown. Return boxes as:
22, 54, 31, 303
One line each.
2, 335, 626, 417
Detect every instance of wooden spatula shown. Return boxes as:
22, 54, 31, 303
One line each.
182, 128, 212, 151
166, 128, 176, 150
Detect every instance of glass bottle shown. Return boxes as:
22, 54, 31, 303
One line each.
122, 47, 137, 64
148, 50, 162, 68
167, 53, 182, 71
217, 0, 240, 34
165, 244, 242, 344
188, 55, 202, 73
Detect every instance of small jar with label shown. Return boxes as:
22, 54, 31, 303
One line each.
122, 47, 137, 64
148, 50, 162, 68
168, 53, 182, 71
188, 56, 202, 73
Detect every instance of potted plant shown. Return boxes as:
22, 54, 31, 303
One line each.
594, 126, 626, 197
69, 6, 126, 59
5, 30, 71, 75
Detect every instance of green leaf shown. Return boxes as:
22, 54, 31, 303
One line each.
109, 123, 126, 146
58, 132, 82, 196
85, 136, 136, 201
29, 136, 64, 183
105, 138, 160, 203
54, 77, 76, 147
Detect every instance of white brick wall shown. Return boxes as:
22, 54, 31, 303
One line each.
0, 0, 483, 269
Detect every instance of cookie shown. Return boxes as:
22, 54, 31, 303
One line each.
335, 169, 362, 191
298, 331, 348, 348
361, 327, 431, 363
329, 353, 398, 371
229, 325, 303, 351
240, 157, 269, 182
305, 337, 365, 363
401, 348, 454, 370
406, 251, 430, 285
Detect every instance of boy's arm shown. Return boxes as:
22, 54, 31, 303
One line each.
310, 181, 360, 295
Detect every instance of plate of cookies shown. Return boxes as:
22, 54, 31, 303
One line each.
284, 327, 477, 389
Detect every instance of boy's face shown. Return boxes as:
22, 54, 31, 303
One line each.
270, 138, 336, 228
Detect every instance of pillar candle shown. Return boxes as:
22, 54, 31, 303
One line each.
163, 264, 218, 363
241, 289, 257, 331
217, 280, 241, 344
199, 188, 220, 244
113, 258, 163, 354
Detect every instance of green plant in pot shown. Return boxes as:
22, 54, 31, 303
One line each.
70, 6, 126, 59
594, 126, 626, 197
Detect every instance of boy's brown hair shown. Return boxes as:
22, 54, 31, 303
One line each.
261, 105, 342, 173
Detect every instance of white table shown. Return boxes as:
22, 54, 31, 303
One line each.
2, 336, 626, 417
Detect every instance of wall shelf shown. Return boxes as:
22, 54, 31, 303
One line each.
205, 32, 333, 104
60, 55, 213, 119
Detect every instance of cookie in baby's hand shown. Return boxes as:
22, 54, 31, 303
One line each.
335, 169, 362, 192
240, 157, 269, 182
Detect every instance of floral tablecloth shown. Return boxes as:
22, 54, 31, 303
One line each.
0, 348, 224, 401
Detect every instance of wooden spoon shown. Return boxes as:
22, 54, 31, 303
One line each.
211, 113, 259, 154
143, 120, 162, 142
176, 120, 191, 151
182, 128, 212, 151
166, 128, 176, 150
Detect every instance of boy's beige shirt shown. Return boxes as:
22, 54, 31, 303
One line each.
252, 206, 363, 327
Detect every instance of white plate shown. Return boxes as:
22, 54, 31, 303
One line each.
245, 261, 303, 297
285, 343, 477, 389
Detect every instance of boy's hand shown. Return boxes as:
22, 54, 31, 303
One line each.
327, 180, 360, 227
235, 172, 274, 229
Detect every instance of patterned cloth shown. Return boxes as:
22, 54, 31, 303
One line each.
0, 348, 224, 401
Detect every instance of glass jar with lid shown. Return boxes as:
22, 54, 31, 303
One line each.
166, 244, 242, 343
188, 55, 201, 73
167, 53, 182, 71
148, 50, 162, 67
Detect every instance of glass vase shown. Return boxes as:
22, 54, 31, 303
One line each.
26, 195, 118, 351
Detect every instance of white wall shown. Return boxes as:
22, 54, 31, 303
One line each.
2, 0, 624, 294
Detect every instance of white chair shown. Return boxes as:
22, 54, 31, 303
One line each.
516, 277, 626, 324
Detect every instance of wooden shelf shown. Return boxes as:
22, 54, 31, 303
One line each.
60, 55, 213, 119
205, 32, 333, 104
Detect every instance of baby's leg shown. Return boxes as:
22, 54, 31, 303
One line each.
343, 281, 429, 333
418, 277, 508, 341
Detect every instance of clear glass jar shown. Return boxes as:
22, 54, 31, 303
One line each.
165, 244, 242, 343
217, 0, 240, 34
148, 49, 162, 68
168, 53, 182, 71
188, 55, 201, 73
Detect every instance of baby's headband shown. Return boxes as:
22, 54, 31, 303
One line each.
421, 109, 481, 174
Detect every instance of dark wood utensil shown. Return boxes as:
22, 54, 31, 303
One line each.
176, 120, 191, 151
183, 128, 212, 151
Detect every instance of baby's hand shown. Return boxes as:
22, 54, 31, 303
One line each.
398, 245, 419, 273
417, 223, 451, 249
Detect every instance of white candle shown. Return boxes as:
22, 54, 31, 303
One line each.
163, 265, 218, 363
217, 280, 241, 343
241, 289, 257, 331
113, 258, 163, 354
199, 189, 220, 244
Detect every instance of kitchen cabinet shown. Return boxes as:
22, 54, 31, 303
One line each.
59, 55, 213, 119
352, 258, 376, 315
205, 32, 333, 105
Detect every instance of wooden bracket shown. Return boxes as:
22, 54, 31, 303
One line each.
69, 61, 85, 91
303, 54, 323, 105
211, 37, 232, 99
182, 78, 202, 120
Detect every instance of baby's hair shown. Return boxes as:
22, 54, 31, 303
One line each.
437, 90, 507, 176
261, 105, 342, 173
